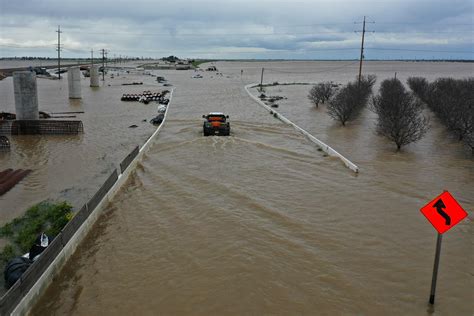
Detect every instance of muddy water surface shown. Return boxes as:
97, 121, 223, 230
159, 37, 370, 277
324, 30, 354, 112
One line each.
0, 69, 163, 222
30, 61, 473, 315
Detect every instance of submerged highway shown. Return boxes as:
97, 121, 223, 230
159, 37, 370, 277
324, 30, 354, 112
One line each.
30, 61, 473, 315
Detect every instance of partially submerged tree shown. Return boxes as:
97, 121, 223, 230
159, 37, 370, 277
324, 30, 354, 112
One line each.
372, 78, 430, 150
307, 82, 336, 107
407, 77, 429, 101
412, 77, 473, 153
326, 75, 375, 126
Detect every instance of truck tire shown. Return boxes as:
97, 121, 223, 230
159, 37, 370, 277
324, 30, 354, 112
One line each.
4, 257, 32, 289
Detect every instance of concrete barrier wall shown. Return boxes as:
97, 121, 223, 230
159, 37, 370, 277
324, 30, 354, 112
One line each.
1, 89, 174, 315
120, 146, 140, 173
244, 83, 359, 173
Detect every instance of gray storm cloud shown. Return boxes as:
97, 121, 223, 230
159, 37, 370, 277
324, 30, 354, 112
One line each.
0, 0, 472, 59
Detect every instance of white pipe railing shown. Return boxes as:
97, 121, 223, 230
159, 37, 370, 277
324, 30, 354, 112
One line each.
244, 83, 359, 173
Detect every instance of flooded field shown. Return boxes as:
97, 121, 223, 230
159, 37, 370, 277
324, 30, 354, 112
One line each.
8, 61, 474, 315
0, 69, 164, 223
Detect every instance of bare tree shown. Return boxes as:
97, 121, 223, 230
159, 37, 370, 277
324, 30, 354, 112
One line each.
407, 77, 429, 101
407, 77, 473, 153
372, 78, 430, 150
307, 82, 336, 108
327, 75, 375, 126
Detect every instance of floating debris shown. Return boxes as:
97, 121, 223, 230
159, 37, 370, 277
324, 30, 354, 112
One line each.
121, 82, 143, 86
0, 136, 10, 150
157, 105, 167, 113
0, 112, 16, 120
0, 168, 32, 196
121, 90, 169, 104
150, 113, 165, 125
39, 111, 51, 119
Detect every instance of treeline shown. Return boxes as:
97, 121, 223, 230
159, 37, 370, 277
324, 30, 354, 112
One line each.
307, 75, 473, 152
408, 77, 473, 152
307, 76, 375, 126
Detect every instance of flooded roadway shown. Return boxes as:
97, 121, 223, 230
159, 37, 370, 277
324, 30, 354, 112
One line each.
32, 62, 473, 315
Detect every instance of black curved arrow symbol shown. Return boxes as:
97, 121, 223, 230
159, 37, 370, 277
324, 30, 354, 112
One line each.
433, 199, 451, 226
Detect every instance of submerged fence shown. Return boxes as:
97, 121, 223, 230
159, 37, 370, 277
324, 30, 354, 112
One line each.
0, 120, 83, 135
244, 83, 359, 173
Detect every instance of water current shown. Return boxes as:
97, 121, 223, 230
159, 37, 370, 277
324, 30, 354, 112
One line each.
13, 61, 474, 315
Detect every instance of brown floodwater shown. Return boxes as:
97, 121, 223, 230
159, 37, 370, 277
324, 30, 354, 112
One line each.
0, 66, 163, 223
24, 61, 474, 315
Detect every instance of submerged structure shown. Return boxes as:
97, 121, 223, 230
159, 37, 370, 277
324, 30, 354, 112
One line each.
0, 70, 84, 135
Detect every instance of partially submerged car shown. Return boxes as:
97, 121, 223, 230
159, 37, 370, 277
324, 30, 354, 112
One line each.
202, 112, 230, 136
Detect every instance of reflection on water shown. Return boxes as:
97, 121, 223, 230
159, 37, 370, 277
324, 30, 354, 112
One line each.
25, 61, 474, 315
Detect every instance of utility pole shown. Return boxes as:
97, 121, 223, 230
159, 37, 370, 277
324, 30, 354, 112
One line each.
260, 67, 264, 90
105, 50, 108, 70
355, 16, 374, 85
56, 25, 62, 79
101, 49, 106, 81
91, 49, 94, 66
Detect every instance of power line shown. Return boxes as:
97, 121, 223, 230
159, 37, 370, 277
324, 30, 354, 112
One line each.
59, 30, 472, 37
367, 47, 474, 54
266, 61, 360, 74
2, 44, 472, 55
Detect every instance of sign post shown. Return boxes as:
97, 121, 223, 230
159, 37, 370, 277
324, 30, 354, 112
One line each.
420, 191, 468, 305
429, 233, 442, 304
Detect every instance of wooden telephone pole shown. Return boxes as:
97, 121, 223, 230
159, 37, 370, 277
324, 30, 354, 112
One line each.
100, 49, 107, 81
356, 16, 374, 85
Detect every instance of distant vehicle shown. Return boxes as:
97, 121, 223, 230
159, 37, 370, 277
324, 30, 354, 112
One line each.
33, 67, 49, 76
202, 112, 230, 136
192, 74, 203, 79
206, 66, 217, 71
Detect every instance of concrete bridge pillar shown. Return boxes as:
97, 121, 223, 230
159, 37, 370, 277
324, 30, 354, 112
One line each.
90, 66, 99, 87
68, 67, 82, 99
13, 71, 39, 120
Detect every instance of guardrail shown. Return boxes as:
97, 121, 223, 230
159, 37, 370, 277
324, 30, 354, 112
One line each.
0, 89, 174, 315
244, 83, 359, 173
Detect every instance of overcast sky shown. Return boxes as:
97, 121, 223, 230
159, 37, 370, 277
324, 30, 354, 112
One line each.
0, 0, 473, 59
